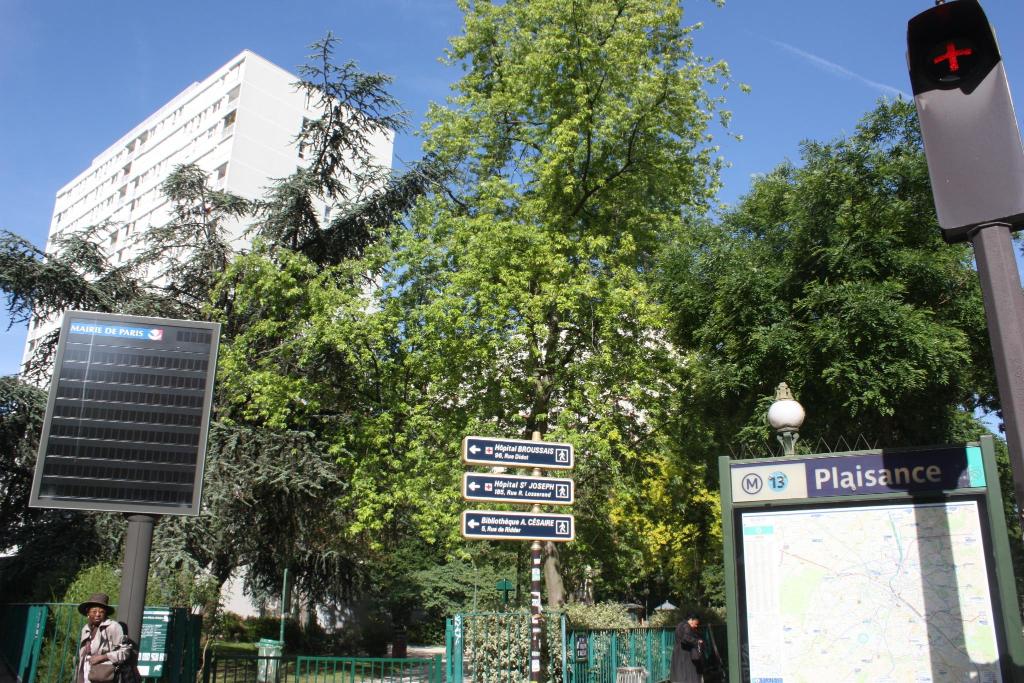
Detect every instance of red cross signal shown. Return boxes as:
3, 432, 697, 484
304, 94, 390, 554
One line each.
933, 41, 973, 73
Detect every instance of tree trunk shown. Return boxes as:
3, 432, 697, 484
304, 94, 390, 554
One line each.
543, 541, 565, 608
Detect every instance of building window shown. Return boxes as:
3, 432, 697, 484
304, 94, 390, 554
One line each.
228, 85, 240, 103
216, 163, 228, 180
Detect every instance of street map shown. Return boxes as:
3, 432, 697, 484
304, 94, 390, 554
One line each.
741, 501, 1002, 682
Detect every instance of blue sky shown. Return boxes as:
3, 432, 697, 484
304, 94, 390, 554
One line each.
1, 0, 1023, 376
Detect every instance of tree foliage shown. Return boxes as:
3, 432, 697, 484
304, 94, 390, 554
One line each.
656, 99, 994, 455
0, 34, 433, 615
380, 0, 732, 606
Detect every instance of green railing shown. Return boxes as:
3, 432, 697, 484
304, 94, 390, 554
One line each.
0, 604, 47, 683
446, 611, 532, 683
445, 613, 701, 683
202, 652, 297, 683
295, 656, 442, 683
564, 629, 674, 683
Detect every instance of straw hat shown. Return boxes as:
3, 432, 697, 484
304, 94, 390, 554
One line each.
77, 593, 115, 616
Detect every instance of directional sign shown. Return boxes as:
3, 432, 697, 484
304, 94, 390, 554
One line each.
462, 436, 574, 469
461, 510, 575, 542
463, 472, 574, 505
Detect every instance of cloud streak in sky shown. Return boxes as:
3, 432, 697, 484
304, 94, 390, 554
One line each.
771, 40, 911, 99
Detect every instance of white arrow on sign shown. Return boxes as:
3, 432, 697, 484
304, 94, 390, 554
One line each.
468, 481, 480, 491
468, 519, 480, 529
469, 445, 481, 455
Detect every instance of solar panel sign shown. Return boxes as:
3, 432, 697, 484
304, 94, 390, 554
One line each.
29, 311, 220, 515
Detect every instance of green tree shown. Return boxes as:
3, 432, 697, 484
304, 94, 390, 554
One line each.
0, 35, 433, 615
381, 0, 732, 606
656, 99, 995, 457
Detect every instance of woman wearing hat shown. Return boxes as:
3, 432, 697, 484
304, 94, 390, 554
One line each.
76, 594, 132, 683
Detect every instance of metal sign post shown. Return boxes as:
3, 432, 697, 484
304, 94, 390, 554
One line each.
972, 225, 1024, 528
29, 311, 220, 641
908, 1, 1024, 526
530, 436, 543, 683
459, 431, 576, 683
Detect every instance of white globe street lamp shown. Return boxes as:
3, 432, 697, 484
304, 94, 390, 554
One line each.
767, 382, 805, 456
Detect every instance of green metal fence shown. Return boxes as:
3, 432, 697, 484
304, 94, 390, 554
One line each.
564, 629, 673, 683
202, 652, 296, 683
444, 613, 711, 683
0, 604, 47, 683
0, 604, 200, 683
446, 611, 532, 683
295, 656, 442, 683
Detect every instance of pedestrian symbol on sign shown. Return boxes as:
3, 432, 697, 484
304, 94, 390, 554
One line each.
556, 521, 569, 536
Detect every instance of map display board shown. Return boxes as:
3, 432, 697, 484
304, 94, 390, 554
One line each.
30, 311, 220, 515
741, 501, 1000, 682
720, 438, 1024, 683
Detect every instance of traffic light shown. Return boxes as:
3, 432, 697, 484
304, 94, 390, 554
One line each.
907, 0, 1024, 243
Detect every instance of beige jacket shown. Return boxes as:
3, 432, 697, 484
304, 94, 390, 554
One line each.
77, 619, 132, 683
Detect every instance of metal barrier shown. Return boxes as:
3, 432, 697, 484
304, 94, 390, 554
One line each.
445, 612, 531, 683
203, 653, 296, 683
295, 656, 442, 683
565, 629, 673, 683
0, 604, 47, 683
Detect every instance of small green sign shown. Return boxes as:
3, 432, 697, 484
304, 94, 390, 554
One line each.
496, 579, 514, 604
138, 608, 171, 678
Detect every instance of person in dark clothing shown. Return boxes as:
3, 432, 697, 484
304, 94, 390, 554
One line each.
670, 613, 704, 683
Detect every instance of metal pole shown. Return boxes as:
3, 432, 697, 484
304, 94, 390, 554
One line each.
530, 431, 543, 683
972, 222, 1024, 527
119, 514, 158, 642
279, 567, 290, 644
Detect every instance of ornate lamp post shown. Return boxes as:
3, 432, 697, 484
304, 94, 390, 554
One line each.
767, 382, 805, 456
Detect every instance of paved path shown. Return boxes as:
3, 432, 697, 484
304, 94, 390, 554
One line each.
405, 645, 444, 659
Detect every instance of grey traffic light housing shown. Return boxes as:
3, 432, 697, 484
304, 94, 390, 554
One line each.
908, 0, 1024, 243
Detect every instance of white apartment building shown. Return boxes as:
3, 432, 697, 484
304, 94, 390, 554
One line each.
23, 49, 394, 366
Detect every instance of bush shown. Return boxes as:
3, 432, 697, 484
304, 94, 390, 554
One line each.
220, 612, 248, 642
563, 602, 636, 629
61, 562, 121, 606
646, 606, 725, 629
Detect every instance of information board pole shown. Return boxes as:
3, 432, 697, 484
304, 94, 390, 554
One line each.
530, 432, 542, 683
119, 513, 158, 643
973, 223, 1024, 528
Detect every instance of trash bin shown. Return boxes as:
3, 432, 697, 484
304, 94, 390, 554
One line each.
257, 638, 283, 683
615, 667, 647, 683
